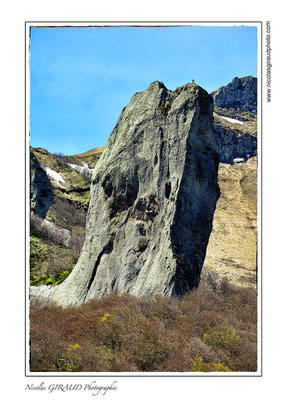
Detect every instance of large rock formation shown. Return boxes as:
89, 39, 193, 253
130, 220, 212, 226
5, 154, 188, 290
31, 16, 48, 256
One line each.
45, 81, 220, 306
211, 76, 257, 114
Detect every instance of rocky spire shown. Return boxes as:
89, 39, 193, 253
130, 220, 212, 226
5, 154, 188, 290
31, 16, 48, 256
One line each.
47, 81, 220, 306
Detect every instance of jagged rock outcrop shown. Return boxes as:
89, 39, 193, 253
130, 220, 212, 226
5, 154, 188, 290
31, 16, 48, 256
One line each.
30, 151, 54, 218
45, 81, 220, 306
211, 76, 257, 114
213, 116, 257, 164
210, 76, 257, 163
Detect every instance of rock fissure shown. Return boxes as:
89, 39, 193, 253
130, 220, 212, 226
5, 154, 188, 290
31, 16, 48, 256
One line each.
85, 239, 114, 296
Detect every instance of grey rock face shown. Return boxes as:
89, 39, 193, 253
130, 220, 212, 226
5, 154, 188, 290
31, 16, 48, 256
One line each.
213, 119, 257, 164
30, 152, 54, 218
211, 76, 257, 114
50, 81, 220, 306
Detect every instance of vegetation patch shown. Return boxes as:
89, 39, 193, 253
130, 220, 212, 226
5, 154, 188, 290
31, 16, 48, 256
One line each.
159, 102, 172, 118
30, 235, 77, 286
30, 281, 257, 372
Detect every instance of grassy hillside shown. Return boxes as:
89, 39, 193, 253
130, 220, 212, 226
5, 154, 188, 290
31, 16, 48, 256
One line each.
203, 156, 257, 288
30, 235, 78, 286
32, 147, 91, 208
72, 145, 106, 168
30, 147, 91, 285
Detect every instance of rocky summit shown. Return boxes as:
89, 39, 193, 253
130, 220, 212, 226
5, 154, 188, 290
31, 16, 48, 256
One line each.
43, 81, 220, 306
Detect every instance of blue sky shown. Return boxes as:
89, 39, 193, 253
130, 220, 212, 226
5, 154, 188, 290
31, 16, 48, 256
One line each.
30, 25, 258, 155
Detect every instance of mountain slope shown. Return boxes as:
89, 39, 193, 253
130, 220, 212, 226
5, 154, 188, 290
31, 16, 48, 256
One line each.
30, 147, 92, 285
203, 156, 257, 288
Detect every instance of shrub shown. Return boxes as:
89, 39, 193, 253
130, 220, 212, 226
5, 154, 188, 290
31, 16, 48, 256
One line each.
30, 236, 76, 286
133, 341, 167, 371
30, 212, 70, 246
49, 198, 86, 230
45, 270, 70, 285
192, 355, 206, 372
201, 270, 221, 291
57, 344, 83, 372
203, 325, 240, 349
214, 362, 231, 372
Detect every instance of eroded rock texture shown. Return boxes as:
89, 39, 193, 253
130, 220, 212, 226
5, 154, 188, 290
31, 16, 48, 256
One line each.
50, 81, 220, 306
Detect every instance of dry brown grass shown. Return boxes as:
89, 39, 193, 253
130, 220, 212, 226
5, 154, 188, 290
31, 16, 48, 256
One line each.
204, 156, 257, 288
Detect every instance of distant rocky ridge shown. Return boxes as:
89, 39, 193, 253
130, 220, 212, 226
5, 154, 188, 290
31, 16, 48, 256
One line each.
212, 111, 257, 164
30, 76, 258, 301
211, 76, 257, 114
211, 76, 257, 164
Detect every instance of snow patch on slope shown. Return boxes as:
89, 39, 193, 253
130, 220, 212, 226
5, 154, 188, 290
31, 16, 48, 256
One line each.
45, 167, 65, 184
68, 163, 93, 181
220, 116, 244, 125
